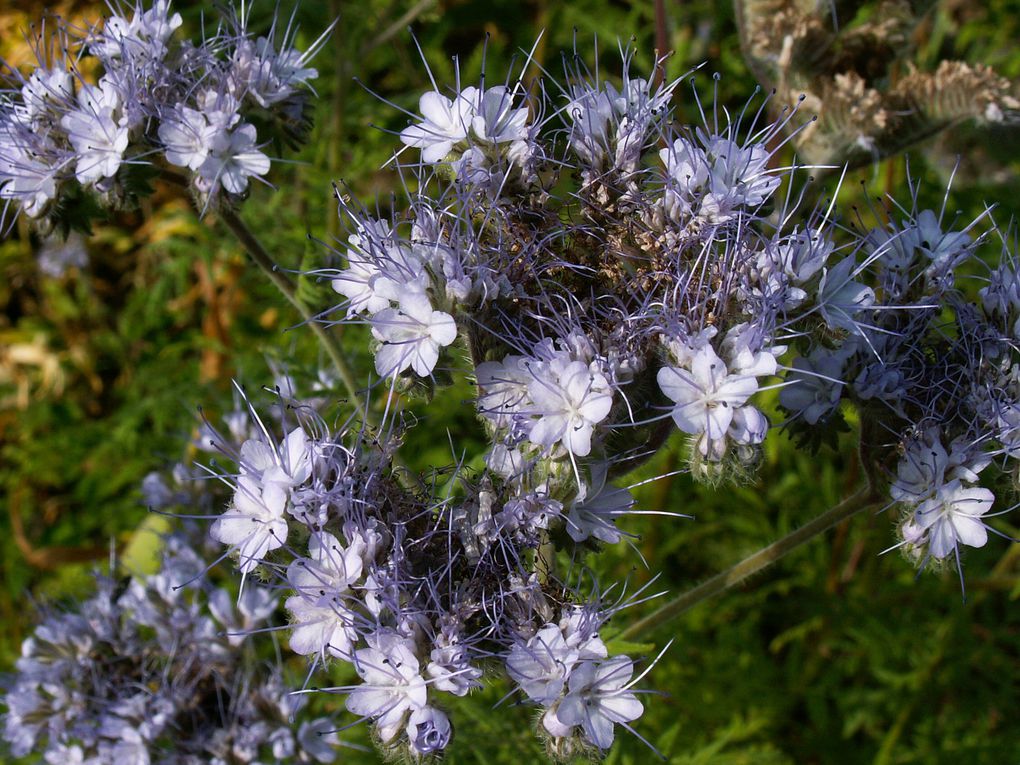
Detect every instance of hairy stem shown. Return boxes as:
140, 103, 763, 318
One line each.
160, 172, 430, 489
537, 532, 556, 585
158, 169, 364, 419
216, 207, 368, 422
615, 484, 883, 642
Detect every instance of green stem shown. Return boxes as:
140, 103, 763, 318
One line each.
161, 171, 428, 490
537, 532, 556, 584
360, 0, 437, 56
160, 170, 366, 420
615, 485, 883, 642
217, 207, 368, 424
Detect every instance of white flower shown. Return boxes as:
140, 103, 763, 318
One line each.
344, 519, 386, 573
657, 344, 758, 446
660, 134, 779, 223
198, 123, 270, 195
526, 359, 613, 457
470, 86, 530, 145
370, 293, 457, 377
400, 89, 476, 163
480, 488, 563, 543
609, 77, 672, 173
285, 532, 364, 658
426, 642, 482, 697
659, 137, 710, 220
159, 106, 216, 170
476, 356, 532, 430
552, 656, 643, 750
98, 734, 149, 765
485, 443, 526, 480
239, 427, 313, 491
288, 531, 364, 598
981, 264, 1020, 319
61, 95, 129, 185
913, 479, 995, 559
559, 609, 608, 661
817, 256, 875, 334
400, 85, 531, 168
719, 323, 782, 378
506, 624, 579, 704
891, 433, 949, 505
209, 476, 289, 572
727, 405, 768, 446
43, 744, 88, 765
331, 221, 430, 317
285, 593, 359, 659
772, 227, 832, 284
232, 37, 318, 108
566, 85, 615, 165
995, 404, 1020, 458
345, 635, 428, 743
92, 0, 181, 60
0, 141, 61, 217
16, 68, 73, 128
704, 136, 779, 210
891, 431, 990, 506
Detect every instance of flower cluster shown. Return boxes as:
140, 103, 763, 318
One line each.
0, 1, 325, 229
199, 388, 652, 760
779, 200, 1019, 569
292, 46, 1020, 755
329, 60, 829, 488
5, 3, 1018, 759
0, 531, 340, 764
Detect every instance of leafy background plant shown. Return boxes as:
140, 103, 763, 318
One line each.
1, 0, 1018, 762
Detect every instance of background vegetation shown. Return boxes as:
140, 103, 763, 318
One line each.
1, 0, 1018, 762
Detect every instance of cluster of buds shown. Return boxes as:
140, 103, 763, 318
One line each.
0, 0, 326, 229
780, 200, 1020, 571
0, 530, 340, 764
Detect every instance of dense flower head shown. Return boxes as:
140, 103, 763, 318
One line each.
188, 375, 664, 759
0, 1, 325, 229
0, 529, 340, 764
317, 45, 1020, 610
775, 196, 1020, 570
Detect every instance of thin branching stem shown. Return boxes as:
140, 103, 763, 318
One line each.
216, 207, 368, 421
615, 483, 884, 642
160, 171, 367, 422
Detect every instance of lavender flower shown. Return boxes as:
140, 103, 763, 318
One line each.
0, 1, 322, 227
0, 530, 340, 764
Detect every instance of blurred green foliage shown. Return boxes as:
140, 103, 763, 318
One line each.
1, 0, 1018, 762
